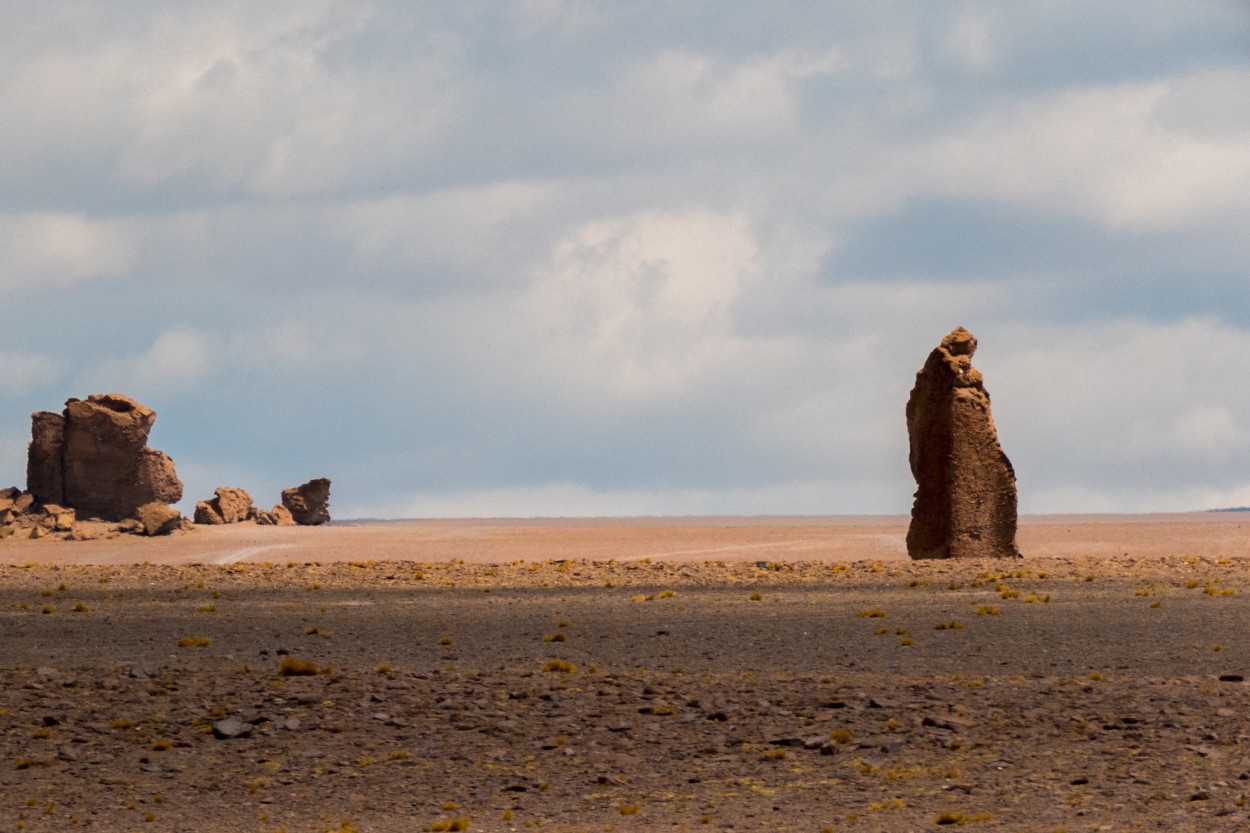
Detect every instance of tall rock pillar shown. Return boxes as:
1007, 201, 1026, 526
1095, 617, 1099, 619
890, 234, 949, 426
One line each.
905, 327, 1021, 559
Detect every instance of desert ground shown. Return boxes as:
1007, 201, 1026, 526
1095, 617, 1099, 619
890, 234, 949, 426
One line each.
2, 514, 1250, 832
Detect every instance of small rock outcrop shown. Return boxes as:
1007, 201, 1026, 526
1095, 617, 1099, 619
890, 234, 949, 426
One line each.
905, 327, 1020, 559
194, 488, 256, 525
255, 504, 296, 526
191, 481, 329, 527
281, 478, 331, 526
28, 394, 182, 523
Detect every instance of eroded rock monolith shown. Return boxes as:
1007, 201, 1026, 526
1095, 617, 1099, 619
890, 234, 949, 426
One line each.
26, 394, 183, 525
905, 327, 1020, 559
281, 478, 331, 526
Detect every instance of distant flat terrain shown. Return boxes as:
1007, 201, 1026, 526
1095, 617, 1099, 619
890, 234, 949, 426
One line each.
0, 512, 1247, 566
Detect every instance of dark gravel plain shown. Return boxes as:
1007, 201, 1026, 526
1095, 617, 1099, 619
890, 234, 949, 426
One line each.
2, 555, 1250, 832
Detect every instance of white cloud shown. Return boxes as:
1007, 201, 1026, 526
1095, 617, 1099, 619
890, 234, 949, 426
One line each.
511, 0, 610, 39
358, 478, 903, 520
78, 328, 213, 397
0, 351, 61, 394
0, 5, 470, 199
334, 180, 569, 286
983, 316, 1250, 510
118, 11, 467, 197
227, 320, 367, 370
598, 45, 845, 149
945, 9, 999, 73
0, 213, 136, 291
521, 209, 768, 402
919, 71, 1250, 232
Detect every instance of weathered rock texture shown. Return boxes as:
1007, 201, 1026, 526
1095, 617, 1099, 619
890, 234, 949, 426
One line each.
194, 487, 256, 525
0, 486, 183, 540
26, 412, 64, 506
25, 394, 183, 525
255, 504, 296, 526
905, 327, 1021, 560
281, 478, 331, 526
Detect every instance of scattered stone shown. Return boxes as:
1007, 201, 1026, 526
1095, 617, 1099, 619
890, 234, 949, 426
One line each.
282, 478, 331, 526
905, 327, 1021, 559
212, 718, 253, 740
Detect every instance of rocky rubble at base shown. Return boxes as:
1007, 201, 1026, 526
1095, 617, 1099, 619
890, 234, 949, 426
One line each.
0, 486, 190, 540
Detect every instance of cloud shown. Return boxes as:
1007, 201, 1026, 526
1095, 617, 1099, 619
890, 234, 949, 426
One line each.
77, 328, 213, 398
983, 316, 1250, 510
944, 9, 999, 73
0, 352, 62, 395
520, 208, 769, 403
0, 213, 136, 291
918, 70, 1250, 233
332, 180, 572, 294
582, 45, 846, 153
1, 3, 1248, 520
226, 320, 367, 370
357, 478, 903, 520
511, 0, 611, 39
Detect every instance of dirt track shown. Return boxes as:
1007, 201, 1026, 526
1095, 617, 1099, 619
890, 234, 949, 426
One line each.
2, 517, 1250, 831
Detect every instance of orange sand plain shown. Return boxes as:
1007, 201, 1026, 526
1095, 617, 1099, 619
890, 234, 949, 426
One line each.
1, 512, 1247, 565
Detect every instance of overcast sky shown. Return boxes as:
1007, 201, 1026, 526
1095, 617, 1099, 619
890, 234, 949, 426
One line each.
2, 2, 1249, 518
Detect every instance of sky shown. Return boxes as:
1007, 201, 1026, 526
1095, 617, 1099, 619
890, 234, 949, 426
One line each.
2, 2, 1249, 519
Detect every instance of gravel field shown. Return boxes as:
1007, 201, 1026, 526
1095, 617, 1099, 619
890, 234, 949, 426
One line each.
2, 519, 1250, 831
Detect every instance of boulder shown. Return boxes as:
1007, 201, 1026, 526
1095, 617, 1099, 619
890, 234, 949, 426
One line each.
905, 327, 1021, 559
194, 501, 224, 525
135, 502, 182, 536
193, 487, 255, 525
214, 487, 255, 523
281, 478, 331, 526
28, 394, 182, 523
256, 503, 296, 527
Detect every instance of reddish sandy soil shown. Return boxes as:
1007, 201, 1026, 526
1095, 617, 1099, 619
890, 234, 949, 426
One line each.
2, 515, 1250, 832
1, 512, 1247, 567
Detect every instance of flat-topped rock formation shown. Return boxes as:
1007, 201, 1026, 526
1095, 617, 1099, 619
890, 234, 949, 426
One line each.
906, 327, 1021, 559
13, 394, 185, 537
29, 394, 182, 521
